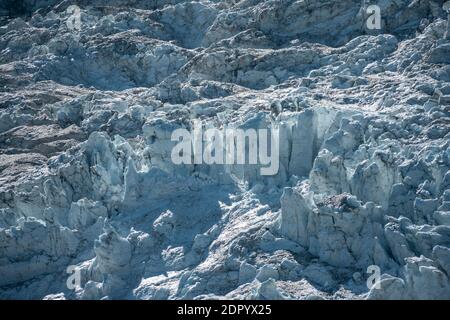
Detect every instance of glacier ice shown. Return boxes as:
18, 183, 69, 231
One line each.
0, 0, 449, 300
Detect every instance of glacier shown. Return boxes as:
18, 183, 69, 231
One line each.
0, 0, 449, 300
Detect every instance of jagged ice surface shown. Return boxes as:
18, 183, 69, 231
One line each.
0, 0, 450, 299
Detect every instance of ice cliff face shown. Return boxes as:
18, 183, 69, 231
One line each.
0, 0, 450, 300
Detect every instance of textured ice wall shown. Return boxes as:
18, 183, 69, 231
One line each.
0, 0, 449, 299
